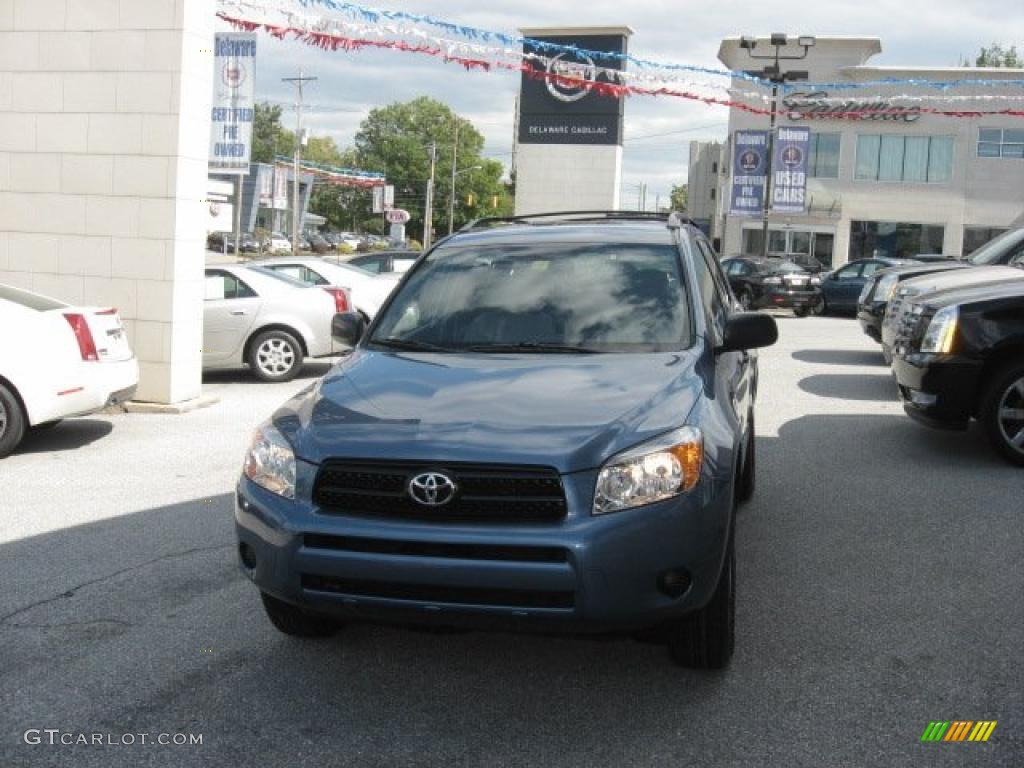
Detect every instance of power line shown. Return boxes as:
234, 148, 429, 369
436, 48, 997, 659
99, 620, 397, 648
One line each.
623, 121, 728, 142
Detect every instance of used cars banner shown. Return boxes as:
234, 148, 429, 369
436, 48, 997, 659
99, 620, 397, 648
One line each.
771, 127, 810, 214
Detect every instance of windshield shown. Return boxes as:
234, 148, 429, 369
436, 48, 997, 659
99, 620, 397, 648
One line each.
968, 228, 1024, 265
369, 243, 692, 353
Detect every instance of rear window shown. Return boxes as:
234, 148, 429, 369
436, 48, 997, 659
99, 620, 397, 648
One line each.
0, 284, 67, 311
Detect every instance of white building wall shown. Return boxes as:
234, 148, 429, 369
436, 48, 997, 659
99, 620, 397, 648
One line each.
515, 144, 622, 215
0, 0, 213, 404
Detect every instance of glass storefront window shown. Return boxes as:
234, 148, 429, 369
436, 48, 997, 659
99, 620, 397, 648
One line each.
855, 135, 954, 182
741, 229, 834, 267
977, 128, 1024, 159
790, 231, 811, 255
808, 133, 840, 178
849, 221, 945, 260
741, 229, 764, 256
768, 230, 787, 254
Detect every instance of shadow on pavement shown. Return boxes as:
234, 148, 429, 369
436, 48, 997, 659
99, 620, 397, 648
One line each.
202, 360, 337, 385
798, 373, 897, 402
15, 419, 114, 456
1, 413, 1020, 767
792, 348, 886, 367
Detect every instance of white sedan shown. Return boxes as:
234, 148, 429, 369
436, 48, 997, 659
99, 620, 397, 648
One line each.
254, 256, 401, 319
204, 265, 345, 382
0, 283, 138, 459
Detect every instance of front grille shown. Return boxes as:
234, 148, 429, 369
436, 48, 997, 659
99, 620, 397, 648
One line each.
303, 534, 569, 563
301, 574, 575, 609
313, 460, 568, 522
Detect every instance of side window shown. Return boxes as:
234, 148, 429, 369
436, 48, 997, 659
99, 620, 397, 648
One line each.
739, 262, 755, 276
358, 259, 381, 274
304, 267, 329, 285
690, 240, 728, 335
861, 261, 881, 278
835, 264, 862, 281
725, 261, 742, 276
271, 265, 306, 282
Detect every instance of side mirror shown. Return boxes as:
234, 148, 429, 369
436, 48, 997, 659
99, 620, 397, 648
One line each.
331, 312, 366, 346
718, 312, 778, 353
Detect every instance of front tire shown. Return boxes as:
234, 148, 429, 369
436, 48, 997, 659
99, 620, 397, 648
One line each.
247, 330, 304, 382
793, 306, 809, 318
665, 534, 735, 669
260, 592, 342, 637
811, 296, 826, 316
0, 383, 26, 459
980, 362, 1024, 466
739, 289, 754, 311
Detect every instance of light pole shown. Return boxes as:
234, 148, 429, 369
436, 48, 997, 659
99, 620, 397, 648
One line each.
282, 71, 317, 255
738, 34, 814, 259
448, 165, 481, 234
422, 142, 437, 249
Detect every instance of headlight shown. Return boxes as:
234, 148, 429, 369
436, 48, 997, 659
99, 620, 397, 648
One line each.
243, 423, 296, 499
810, 275, 822, 286
875, 273, 899, 302
594, 427, 703, 515
920, 305, 958, 354
763, 276, 782, 285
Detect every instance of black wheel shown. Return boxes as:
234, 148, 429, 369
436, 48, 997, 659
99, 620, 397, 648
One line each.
247, 330, 304, 382
737, 413, 755, 503
0, 383, 26, 459
810, 296, 826, 316
793, 306, 809, 318
980, 362, 1024, 466
665, 534, 735, 669
260, 592, 342, 637
739, 289, 754, 311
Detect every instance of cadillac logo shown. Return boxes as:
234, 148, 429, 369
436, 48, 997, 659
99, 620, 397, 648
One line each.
781, 145, 803, 168
739, 150, 762, 173
408, 472, 457, 507
222, 61, 246, 89
545, 52, 597, 103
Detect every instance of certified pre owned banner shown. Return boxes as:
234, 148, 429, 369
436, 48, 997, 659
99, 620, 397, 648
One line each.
771, 126, 810, 213
729, 131, 768, 216
210, 33, 256, 173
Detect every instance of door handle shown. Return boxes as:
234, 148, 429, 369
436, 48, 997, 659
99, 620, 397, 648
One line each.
230, 310, 247, 316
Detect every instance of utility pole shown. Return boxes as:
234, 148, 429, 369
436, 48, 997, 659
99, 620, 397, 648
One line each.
282, 70, 317, 255
423, 142, 437, 249
448, 118, 459, 235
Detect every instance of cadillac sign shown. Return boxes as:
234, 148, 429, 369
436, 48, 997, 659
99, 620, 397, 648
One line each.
783, 91, 921, 122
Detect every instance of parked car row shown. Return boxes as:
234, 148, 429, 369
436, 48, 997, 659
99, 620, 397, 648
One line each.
855, 227, 1024, 465
207, 231, 398, 257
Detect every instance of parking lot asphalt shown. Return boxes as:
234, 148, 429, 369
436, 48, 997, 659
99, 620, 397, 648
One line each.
2, 316, 1021, 768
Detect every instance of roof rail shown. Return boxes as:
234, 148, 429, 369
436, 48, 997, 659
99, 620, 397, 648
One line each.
459, 210, 696, 233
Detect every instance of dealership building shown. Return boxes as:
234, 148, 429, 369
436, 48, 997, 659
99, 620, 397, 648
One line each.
697, 37, 1024, 266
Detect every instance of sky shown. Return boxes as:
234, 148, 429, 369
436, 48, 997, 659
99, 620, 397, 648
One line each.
220, 0, 1023, 208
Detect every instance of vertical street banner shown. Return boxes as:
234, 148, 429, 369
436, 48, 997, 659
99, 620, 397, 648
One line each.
272, 166, 289, 210
729, 130, 768, 216
209, 33, 257, 173
771, 126, 810, 213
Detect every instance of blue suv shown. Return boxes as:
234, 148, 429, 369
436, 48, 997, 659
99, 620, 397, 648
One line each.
236, 212, 777, 668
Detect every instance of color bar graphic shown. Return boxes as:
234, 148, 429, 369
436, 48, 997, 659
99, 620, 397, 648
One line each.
921, 721, 996, 743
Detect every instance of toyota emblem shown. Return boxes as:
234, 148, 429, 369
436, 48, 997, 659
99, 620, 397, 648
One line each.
408, 472, 457, 507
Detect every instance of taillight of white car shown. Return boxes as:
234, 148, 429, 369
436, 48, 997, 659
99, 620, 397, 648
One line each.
322, 287, 352, 315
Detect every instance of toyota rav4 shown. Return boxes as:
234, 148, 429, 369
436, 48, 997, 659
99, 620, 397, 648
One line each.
235, 212, 777, 668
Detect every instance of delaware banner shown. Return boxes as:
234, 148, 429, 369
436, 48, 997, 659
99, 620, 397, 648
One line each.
729, 130, 768, 216
771, 126, 810, 213
209, 33, 257, 173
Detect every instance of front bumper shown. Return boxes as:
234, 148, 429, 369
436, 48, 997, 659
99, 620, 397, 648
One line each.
892, 351, 983, 430
856, 303, 884, 343
235, 468, 732, 633
755, 286, 821, 310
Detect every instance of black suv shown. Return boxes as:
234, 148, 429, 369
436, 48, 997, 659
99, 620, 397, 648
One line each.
892, 278, 1024, 465
235, 212, 778, 668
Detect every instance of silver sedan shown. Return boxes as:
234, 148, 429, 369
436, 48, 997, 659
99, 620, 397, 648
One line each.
203, 265, 342, 382
253, 256, 401, 319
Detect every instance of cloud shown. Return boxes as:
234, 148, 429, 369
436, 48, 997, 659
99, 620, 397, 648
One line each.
223, 0, 1024, 203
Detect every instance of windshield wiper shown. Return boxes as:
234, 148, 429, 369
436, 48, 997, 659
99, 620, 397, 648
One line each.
371, 336, 454, 353
465, 342, 600, 354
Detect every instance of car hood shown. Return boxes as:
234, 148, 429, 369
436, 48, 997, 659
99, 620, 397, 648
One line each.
273, 347, 706, 473
913, 273, 1024, 309
899, 265, 1023, 296
882, 262, 969, 281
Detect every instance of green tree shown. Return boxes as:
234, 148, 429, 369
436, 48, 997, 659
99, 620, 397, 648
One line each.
965, 43, 1022, 67
354, 97, 509, 236
251, 102, 294, 164
670, 184, 688, 212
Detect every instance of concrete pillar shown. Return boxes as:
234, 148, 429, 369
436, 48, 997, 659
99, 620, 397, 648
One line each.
0, 0, 214, 404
